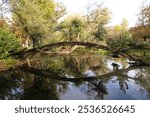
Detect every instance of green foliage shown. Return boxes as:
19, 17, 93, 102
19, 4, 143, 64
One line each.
0, 28, 21, 59
86, 4, 111, 42
10, 0, 55, 48
97, 49, 109, 55
3, 58, 18, 66
57, 4, 111, 43
107, 30, 131, 49
71, 18, 83, 33
93, 23, 107, 41
4, 0, 66, 48
106, 18, 132, 49
58, 16, 86, 41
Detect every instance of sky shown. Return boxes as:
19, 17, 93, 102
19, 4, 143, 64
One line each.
55, 0, 150, 27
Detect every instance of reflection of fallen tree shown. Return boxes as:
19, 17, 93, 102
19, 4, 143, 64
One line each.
0, 64, 149, 99
19, 65, 148, 96
12, 41, 150, 65
19, 65, 141, 82
0, 62, 147, 83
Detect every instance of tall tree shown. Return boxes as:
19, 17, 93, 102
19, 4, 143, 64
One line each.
85, 3, 111, 43
1, 0, 66, 48
131, 1, 150, 42
138, 1, 150, 26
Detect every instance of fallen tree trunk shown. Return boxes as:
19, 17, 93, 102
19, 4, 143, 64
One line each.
11, 41, 150, 65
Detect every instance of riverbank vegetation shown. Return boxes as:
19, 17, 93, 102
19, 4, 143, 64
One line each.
0, 0, 150, 69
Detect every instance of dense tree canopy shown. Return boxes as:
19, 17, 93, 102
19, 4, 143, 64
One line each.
1, 0, 66, 48
0, 0, 149, 60
57, 16, 86, 42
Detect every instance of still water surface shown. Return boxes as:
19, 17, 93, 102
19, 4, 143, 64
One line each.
0, 54, 149, 100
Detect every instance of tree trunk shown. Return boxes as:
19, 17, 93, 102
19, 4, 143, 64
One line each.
11, 41, 150, 66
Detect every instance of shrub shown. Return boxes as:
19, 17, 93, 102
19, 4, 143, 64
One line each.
0, 28, 21, 59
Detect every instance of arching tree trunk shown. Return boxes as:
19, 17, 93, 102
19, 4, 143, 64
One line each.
11, 41, 150, 66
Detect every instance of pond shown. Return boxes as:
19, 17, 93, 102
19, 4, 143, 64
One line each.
0, 54, 150, 100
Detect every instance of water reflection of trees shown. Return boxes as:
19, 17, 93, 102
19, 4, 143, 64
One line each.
86, 80, 108, 99
0, 54, 150, 100
111, 62, 129, 94
133, 67, 150, 98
